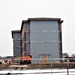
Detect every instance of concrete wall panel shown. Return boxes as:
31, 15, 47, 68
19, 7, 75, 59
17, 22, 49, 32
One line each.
30, 21, 60, 59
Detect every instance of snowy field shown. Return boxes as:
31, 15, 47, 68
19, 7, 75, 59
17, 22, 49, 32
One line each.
0, 69, 75, 75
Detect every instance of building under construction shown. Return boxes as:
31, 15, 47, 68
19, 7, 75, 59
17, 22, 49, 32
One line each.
12, 18, 63, 62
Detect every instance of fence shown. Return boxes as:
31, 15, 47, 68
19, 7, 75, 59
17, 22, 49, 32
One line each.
0, 58, 75, 75
7, 58, 75, 75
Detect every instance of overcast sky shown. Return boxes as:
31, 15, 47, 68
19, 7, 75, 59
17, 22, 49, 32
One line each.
0, 0, 75, 56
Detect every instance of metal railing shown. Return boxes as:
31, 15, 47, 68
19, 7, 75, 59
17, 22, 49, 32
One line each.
10, 58, 75, 75
0, 58, 75, 75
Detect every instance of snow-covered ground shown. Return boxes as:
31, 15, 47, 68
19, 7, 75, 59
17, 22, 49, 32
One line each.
0, 69, 75, 75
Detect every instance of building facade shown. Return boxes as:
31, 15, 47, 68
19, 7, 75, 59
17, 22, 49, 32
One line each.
12, 18, 63, 60
12, 30, 21, 57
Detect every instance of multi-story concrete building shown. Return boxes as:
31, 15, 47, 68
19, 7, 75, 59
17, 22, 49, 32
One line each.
12, 30, 21, 57
12, 18, 63, 61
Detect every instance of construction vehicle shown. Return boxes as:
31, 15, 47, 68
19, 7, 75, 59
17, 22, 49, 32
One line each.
13, 55, 32, 64
0, 55, 32, 65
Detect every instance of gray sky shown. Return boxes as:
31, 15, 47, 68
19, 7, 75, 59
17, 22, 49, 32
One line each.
0, 0, 75, 56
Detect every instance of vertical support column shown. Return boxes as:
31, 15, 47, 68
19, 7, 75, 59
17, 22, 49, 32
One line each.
58, 22, 62, 58
66, 59, 69, 75
51, 58, 53, 75
21, 23, 26, 57
20, 40, 22, 57
26, 22, 30, 55
24, 32, 26, 55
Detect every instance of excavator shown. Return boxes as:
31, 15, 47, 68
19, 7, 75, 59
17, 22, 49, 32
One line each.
13, 55, 32, 64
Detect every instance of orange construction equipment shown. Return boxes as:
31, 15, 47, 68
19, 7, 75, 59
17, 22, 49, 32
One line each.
13, 55, 32, 61
22, 56, 32, 61
13, 55, 32, 64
